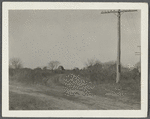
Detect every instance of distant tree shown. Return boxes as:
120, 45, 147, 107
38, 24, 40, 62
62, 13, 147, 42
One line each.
84, 58, 101, 68
9, 58, 23, 69
135, 61, 141, 73
34, 67, 42, 71
73, 67, 79, 71
48, 61, 60, 70
102, 61, 116, 69
58, 65, 65, 70
43, 66, 47, 70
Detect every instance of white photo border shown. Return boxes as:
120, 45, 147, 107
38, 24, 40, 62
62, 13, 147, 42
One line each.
2, 2, 148, 118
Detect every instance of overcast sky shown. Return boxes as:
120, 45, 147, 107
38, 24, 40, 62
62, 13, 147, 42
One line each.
9, 10, 140, 69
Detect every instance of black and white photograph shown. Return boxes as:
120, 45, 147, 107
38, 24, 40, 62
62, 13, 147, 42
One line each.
2, 2, 148, 118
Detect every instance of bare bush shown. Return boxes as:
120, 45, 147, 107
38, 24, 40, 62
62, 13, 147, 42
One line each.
73, 67, 79, 71
58, 65, 65, 70
48, 61, 60, 70
84, 58, 101, 68
34, 67, 42, 71
9, 58, 23, 69
43, 66, 47, 70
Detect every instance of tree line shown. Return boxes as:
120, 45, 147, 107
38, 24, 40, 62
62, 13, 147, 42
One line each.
9, 58, 64, 70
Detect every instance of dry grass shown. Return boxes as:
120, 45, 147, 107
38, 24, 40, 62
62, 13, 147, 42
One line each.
9, 92, 57, 110
9, 79, 140, 110
9, 64, 141, 110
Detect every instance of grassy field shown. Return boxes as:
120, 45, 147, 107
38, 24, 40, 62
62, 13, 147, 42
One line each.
9, 65, 141, 110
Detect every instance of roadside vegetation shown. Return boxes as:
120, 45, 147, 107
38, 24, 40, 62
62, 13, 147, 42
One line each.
9, 58, 141, 110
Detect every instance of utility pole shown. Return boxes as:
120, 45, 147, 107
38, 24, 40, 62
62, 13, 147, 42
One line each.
101, 10, 137, 83
135, 46, 141, 56
135, 46, 141, 73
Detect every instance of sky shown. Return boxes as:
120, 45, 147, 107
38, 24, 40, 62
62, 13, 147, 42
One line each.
9, 10, 141, 69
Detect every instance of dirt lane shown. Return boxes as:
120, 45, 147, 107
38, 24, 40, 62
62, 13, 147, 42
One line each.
9, 83, 140, 110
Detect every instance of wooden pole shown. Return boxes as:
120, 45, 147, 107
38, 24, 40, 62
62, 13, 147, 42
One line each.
101, 10, 137, 83
116, 10, 121, 83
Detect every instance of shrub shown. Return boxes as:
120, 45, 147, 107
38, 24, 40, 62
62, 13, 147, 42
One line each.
80, 62, 140, 85
9, 68, 50, 84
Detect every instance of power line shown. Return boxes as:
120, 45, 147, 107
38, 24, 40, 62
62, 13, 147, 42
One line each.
101, 10, 137, 14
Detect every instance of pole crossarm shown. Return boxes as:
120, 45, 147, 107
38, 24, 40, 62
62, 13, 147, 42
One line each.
135, 53, 141, 55
135, 52, 141, 55
101, 10, 137, 14
135, 46, 141, 55
135, 52, 141, 53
